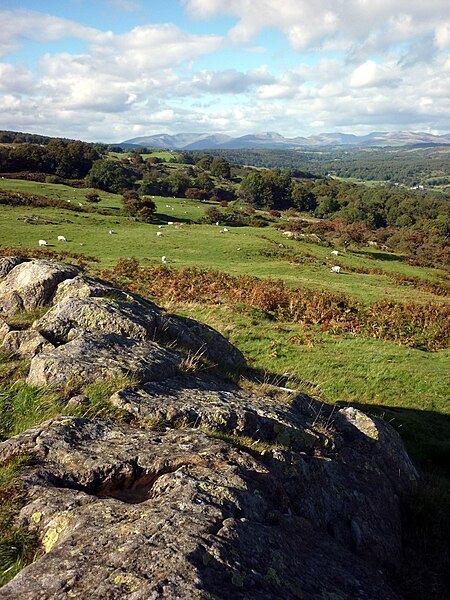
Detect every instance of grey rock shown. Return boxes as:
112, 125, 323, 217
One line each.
0, 259, 79, 315
27, 334, 184, 388
0, 329, 54, 357
0, 256, 27, 280
0, 317, 11, 342
66, 395, 90, 408
0, 258, 419, 599
0, 416, 413, 600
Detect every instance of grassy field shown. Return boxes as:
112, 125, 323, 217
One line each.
0, 177, 449, 469
0, 175, 449, 595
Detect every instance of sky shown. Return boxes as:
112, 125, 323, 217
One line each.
1, 0, 450, 143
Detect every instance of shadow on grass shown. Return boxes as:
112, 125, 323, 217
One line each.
152, 212, 194, 225
358, 249, 406, 262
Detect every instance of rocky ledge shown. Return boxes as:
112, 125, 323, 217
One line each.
0, 258, 418, 599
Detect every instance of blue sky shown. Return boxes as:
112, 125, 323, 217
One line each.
1, 0, 449, 142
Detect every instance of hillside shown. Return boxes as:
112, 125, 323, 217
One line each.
0, 258, 421, 598
0, 142, 449, 597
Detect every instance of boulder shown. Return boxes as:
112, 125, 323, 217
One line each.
27, 334, 184, 388
0, 413, 416, 600
0, 329, 54, 357
0, 259, 79, 315
0, 258, 419, 599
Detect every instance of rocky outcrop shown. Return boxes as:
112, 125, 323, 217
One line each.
0, 257, 418, 599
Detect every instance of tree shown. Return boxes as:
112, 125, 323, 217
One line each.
85, 191, 101, 203
86, 159, 135, 193
203, 206, 222, 223
196, 155, 212, 170
210, 157, 231, 179
163, 171, 192, 196
121, 191, 156, 223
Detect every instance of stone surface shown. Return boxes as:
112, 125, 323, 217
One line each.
0, 259, 79, 315
0, 329, 54, 357
0, 317, 11, 343
27, 334, 184, 388
0, 258, 419, 599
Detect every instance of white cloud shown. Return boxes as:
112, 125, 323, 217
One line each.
350, 60, 399, 88
0, 63, 36, 94
184, 0, 450, 57
0, 9, 107, 58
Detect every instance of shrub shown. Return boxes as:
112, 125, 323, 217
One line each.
85, 191, 101, 203
204, 206, 222, 224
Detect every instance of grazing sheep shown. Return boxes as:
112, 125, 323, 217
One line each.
215, 222, 220, 226
79, 202, 83, 207
57, 235, 67, 242
166, 205, 171, 208
161, 256, 167, 264
158, 225, 163, 228
330, 250, 339, 256
330, 265, 341, 273
222, 228, 229, 232
156, 232, 163, 237
38, 239, 47, 246
167, 221, 174, 225
109, 229, 115, 234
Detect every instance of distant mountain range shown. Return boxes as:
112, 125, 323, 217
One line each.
120, 130, 450, 150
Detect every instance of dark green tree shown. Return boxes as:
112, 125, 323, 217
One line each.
121, 190, 156, 223
210, 157, 231, 179
86, 159, 135, 193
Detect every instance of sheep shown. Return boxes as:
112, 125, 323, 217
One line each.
330, 265, 341, 273
166, 205, 171, 208
109, 229, 115, 234
38, 239, 48, 246
161, 256, 167, 264
167, 221, 174, 225
222, 228, 229, 232
156, 232, 164, 237
78, 202, 83, 207
158, 225, 163, 228
330, 250, 339, 256
57, 235, 67, 242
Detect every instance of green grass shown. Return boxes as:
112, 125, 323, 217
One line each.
0, 455, 40, 587
1, 178, 447, 304
0, 382, 64, 439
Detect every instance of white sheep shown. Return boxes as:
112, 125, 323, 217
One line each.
161, 256, 167, 264
38, 239, 47, 246
330, 250, 339, 256
330, 265, 341, 273
167, 221, 174, 225
109, 229, 115, 234
57, 235, 67, 242
222, 228, 229, 233
156, 232, 163, 237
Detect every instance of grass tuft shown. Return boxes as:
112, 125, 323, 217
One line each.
0, 455, 40, 587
